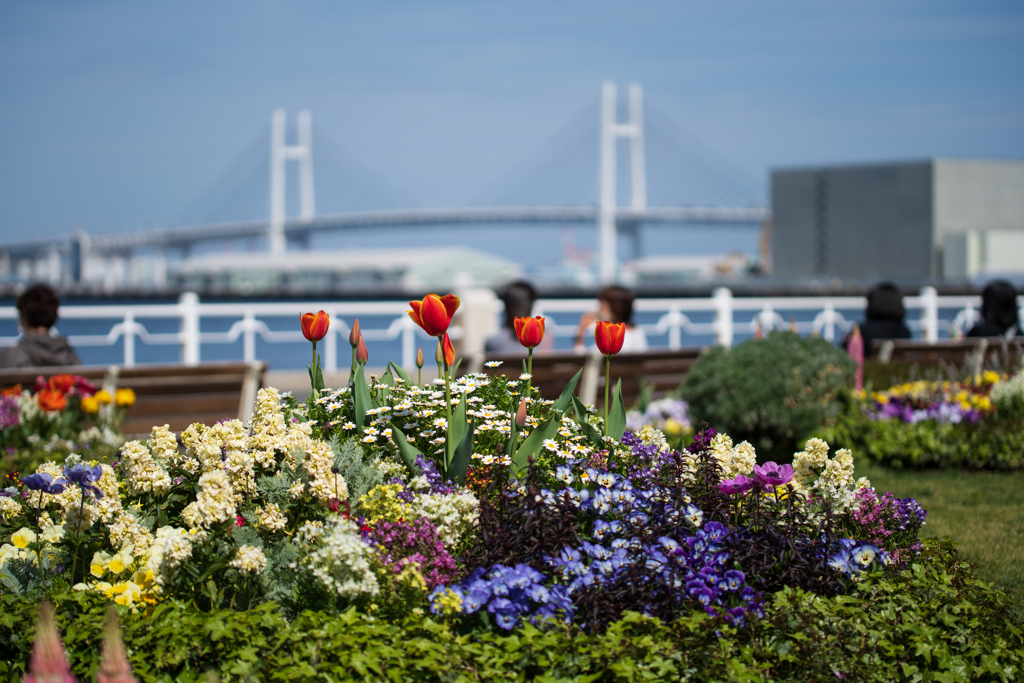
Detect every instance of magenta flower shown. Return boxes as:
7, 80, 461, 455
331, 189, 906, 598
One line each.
752, 462, 794, 489
719, 475, 756, 495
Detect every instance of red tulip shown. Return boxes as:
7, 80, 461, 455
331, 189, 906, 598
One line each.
408, 294, 460, 338
515, 397, 528, 427
356, 334, 369, 365
47, 374, 75, 395
441, 333, 456, 367
349, 318, 361, 348
301, 311, 330, 343
595, 321, 626, 357
514, 316, 545, 349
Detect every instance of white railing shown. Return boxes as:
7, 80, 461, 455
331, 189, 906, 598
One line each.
0, 287, 1013, 371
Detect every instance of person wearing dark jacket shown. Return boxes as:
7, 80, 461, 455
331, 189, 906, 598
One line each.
485, 280, 538, 356
0, 284, 81, 368
845, 282, 911, 356
967, 280, 1022, 338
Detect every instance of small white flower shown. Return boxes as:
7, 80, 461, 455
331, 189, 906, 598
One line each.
543, 439, 558, 452
342, 422, 356, 430
520, 373, 532, 381
485, 361, 503, 367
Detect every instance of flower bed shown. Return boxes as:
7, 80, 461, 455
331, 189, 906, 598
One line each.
0, 296, 1022, 681
821, 372, 1024, 470
0, 374, 131, 478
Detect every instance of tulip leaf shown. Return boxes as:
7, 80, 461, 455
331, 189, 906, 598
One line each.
389, 424, 423, 476
351, 364, 373, 431
553, 368, 584, 412
447, 420, 476, 485
571, 394, 605, 449
512, 410, 562, 476
450, 357, 462, 378
606, 379, 627, 441
446, 390, 468, 470
387, 361, 413, 385
380, 368, 395, 387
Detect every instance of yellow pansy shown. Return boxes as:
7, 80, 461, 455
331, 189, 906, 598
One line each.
95, 390, 113, 404
90, 551, 112, 578
114, 388, 136, 407
40, 524, 64, 544
11, 527, 36, 549
80, 396, 100, 414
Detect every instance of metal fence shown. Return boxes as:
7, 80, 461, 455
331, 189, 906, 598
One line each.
0, 287, 1012, 371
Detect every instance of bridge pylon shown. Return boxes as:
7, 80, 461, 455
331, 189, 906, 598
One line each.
599, 81, 646, 284
269, 109, 315, 255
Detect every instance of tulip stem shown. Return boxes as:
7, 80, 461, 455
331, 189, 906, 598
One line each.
418, 367, 422, 388
604, 356, 611, 431
442, 351, 453, 474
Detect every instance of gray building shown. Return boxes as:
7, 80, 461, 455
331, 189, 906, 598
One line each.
771, 159, 1024, 282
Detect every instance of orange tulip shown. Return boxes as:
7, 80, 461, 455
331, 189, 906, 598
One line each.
442, 333, 456, 367
1, 384, 22, 397
514, 316, 545, 349
408, 294, 460, 338
37, 387, 67, 412
301, 311, 330, 343
356, 334, 369, 365
595, 321, 626, 357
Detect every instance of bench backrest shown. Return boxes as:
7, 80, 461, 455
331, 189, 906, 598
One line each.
468, 348, 704, 409
0, 362, 266, 437
873, 337, 1024, 370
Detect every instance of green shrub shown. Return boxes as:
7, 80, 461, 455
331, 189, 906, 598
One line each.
680, 332, 855, 462
819, 397, 1024, 471
1, 539, 1020, 682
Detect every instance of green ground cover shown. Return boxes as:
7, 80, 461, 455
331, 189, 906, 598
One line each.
856, 461, 1024, 620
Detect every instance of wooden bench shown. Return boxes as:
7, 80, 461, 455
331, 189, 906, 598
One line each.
873, 337, 1024, 370
465, 348, 704, 409
0, 362, 266, 437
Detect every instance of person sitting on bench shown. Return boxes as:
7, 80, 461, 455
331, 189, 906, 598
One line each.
968, 280, 1021, 338
0, 284, 81, 368
485, 280, 538, 356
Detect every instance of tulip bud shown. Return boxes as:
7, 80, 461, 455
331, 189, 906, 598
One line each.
416, 347, 424, 369
356, 334, 369, 365
435, 340, 444, 365
349, 318, 361, 348
515, 397, 528, 427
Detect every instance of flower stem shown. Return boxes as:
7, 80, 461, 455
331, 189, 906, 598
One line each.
604, 356, 611, 432
442, 346, 453, 474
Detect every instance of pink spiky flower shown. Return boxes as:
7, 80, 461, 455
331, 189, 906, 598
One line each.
97, 608, 137, 683
23, 601, 76, 683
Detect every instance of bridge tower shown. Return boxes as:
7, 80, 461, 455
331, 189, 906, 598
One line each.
599, 81, 646, 283
269, 109, 316, 255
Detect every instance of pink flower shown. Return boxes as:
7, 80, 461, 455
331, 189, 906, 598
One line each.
719, 475, 756, 495
752, 462, 794, 489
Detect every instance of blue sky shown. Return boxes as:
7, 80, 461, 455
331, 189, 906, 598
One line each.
1, 1, 1022, 253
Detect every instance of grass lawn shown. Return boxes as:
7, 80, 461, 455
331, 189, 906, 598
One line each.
856, 461, 1024, 621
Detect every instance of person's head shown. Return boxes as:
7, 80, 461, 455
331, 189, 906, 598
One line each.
865, 282, 906, 322
598, 286, 636, 325
16, 284, 61, 332
500, 280, 537, 329
980, 280, 1019, 332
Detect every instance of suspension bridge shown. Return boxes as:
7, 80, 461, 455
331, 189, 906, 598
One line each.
0, 82, 770, 290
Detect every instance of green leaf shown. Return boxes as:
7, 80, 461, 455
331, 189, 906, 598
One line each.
606, 379, 627, 440
387, 361, 413, 385
512, 410, 562, 475
446, 391, 468, 469
450, 357, 462, 378
351, 364, 373, 431
571, 395, 605, 449
447, 420, 475, 485
553, 368, 584, 412
380, 367, 396, 387
389, 424, 423, 476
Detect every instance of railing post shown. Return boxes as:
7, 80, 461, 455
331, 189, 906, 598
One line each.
243, 310, 256, 363
402, 317, 415, 372
179, 291, 201, 366
713, 287, 733, 347
324, 312, 337, 373
668, 307, 681, 350
823, 302, 836, 342
123, 312, 135, 367
920, 286, 939, 344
